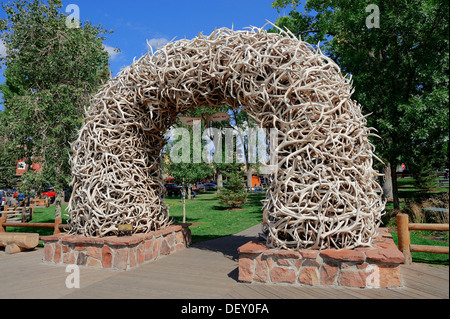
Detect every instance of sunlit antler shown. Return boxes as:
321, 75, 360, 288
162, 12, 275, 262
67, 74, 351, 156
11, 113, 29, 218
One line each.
67, 24, 385, 250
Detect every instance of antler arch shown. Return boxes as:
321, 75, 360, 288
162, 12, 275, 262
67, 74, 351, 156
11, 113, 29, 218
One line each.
67, 26, 385, 250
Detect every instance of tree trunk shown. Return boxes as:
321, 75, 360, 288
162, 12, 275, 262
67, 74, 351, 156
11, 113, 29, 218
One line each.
182, 181, 186, 223
381, 165, 393, 201
217, 173, 223, 193
188, 184, 191, 200
246, 165, 253, 188
54, 189, 64, 220
389, 161, 400, 210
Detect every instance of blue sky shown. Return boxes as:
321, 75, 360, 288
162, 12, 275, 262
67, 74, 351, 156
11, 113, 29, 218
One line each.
74, 0, 289, 77
60, 0, 289, 77
0, 0, 299, 110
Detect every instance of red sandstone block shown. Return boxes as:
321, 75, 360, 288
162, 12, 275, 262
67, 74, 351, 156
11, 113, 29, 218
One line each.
295, 259, 303, 270
103, 236, 142, 246
41, 234, 66, 242
44, 243, 54, 262
238, 256, 255, 283
378, 264, 402, 287
175, 231, 184, 244
86, 246, 101, 259
273, 250, 301, 258
166, 233, 175, 247
277, 259, 292, 267
54, 244, 61, 263
270, 266, 296, 284
62, 244, 71, 253
86, 257, 102, 268
153, 237, 161, 259
145, 245, 153, 261
238, 241, 267, 254
300, 249, 319, 259
356, 262, 369, 270
254, 259, 269, 283
299, 266, 320, 286
320, 249, 365, 262
102, 246, 113, 268
63, 251, 76, 264
153, 225, 182, 238
145, 239, 154, 250
74, 244, 86, 251
375, 242, 399, 250
137, 244, 145, 264
320, 261, 339, 285
62, 236, 105, 245
262, 249, 278, 256
160, 239, 171, 256
365, 247, 405, 264
114, 247, 129, 270
339, 270, 370, 288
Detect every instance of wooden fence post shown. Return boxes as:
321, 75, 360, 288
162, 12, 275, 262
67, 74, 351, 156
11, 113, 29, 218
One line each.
397, 213, 412, 264
54, 218, 62, 235
0, 213, 6, 232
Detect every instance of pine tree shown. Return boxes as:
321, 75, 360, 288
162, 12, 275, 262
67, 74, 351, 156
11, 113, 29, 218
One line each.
218, 170, 248, 209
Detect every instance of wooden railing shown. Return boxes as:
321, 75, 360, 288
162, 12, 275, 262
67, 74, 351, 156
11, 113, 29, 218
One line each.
396, 213, 449, 264
1, 205, 67, 235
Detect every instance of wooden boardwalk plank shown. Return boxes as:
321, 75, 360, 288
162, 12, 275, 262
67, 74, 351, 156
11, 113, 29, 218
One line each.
0, 225, 448, 299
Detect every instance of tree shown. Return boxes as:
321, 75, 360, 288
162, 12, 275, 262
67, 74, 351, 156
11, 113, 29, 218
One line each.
164, 122, 214, 222
218, 170, 248, 209
0, 0, 113, 218
270, 0, 449, 209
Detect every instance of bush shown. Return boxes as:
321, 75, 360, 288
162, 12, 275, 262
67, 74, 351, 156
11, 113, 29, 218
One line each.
402, 193, 449, 224
218, 171, 248, 209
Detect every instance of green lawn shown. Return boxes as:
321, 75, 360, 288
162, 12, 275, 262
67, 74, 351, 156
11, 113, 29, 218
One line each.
4, 178, 447, 266
4, 191, 265, 245
165, 191, 265, 243
385, 176, 449, 266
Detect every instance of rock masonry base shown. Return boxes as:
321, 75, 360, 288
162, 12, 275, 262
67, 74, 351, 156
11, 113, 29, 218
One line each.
41, 224, 191, 271
238, 228, 405, 288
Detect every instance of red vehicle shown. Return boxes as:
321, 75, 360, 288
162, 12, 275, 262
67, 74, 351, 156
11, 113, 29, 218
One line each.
42, 190, 56, 198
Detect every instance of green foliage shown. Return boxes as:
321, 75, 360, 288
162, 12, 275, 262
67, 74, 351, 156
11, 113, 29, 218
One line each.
410, 156, 438, 191
218, 170, 248, 209
0, 0, 114, 216
164, 124, 214, 187
270, 0, 449, 208
18, 169, 48, 197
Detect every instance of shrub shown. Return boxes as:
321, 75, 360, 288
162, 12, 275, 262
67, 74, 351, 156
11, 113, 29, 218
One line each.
402, 193, 449, 224
218, 171, 248, 209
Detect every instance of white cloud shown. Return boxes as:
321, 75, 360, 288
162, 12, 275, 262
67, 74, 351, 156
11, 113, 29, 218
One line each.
146, 38, 169, 49
103, 44, 120, 60
0, 40, 7, 58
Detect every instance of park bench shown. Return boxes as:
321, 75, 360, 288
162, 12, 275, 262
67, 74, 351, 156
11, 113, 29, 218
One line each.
0, 232, 39, 254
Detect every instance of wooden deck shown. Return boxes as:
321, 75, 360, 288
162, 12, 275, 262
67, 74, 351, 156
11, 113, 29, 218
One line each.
0, 224, 448, 300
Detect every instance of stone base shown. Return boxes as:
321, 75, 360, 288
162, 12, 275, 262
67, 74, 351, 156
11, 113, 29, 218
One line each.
238, 228, 405, 288
41, 224, 192, 271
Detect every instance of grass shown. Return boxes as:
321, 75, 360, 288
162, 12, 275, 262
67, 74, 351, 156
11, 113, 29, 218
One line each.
4, 177, 448, 266
390, 230, 449, 265
165, 191, 265, 243
384, 176, 449, 266
4, 204, 70, 247
4, 191, 265, 246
